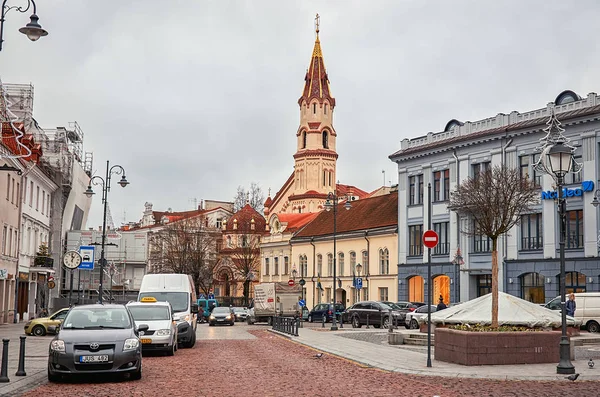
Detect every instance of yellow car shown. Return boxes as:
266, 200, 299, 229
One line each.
24, 308, 69, 336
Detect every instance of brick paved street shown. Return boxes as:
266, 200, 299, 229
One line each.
17, 323, 600, 397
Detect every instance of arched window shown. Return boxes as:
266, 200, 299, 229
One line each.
313, 103, 317, 114
361, 251, 368, 275
349, 251, 356, 273
338, 252, 345, 276
322, 131, 328, 149
521, 272, 545, 303
565, 271, 586, 294
379, 248, 389, 275
327, 253, 333, 276
409, 276, 424, 302
302, 131, 307, 149
284, 256, 289, 275
317, 254, 323, 276
274, 257, 279, 275
300, 255, 308, 277
324, 103, 328, 114
265, 258, 270, 276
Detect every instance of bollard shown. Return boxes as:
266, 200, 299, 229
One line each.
0, 339, 9, 383
388, 309, 393, 333
16, 336, 26, 376
322, 314, 326, 328
339, 314, 343, 328
295, 317, 300, 336
366, 314, 370, 329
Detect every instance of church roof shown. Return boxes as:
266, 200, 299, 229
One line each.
224, 204, 266, 232
298, 16, 335, 107
274, 212, 319, 233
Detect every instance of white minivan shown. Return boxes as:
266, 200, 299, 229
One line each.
545, 292, 600, 333
138, 274, 199, 348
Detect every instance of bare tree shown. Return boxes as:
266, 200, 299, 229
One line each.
233, 182, 265, 213
448, 165, 539, 328
148, 216, 220, 296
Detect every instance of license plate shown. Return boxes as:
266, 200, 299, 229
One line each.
140, 338, 152, 344
79, 355, 108, 363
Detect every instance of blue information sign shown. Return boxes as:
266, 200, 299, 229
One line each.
79, 246, 95, 270
298, 299, 306, 307
208, 293, 215, 299
356, 278, 363, 290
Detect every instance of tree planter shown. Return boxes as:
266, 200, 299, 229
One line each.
435, 328, 562, 365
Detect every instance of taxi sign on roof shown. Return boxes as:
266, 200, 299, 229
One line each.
140, 297, 157, 302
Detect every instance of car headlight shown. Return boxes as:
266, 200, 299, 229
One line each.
123, 338, 140, 351
177, 315, 190, 322
156, 329, 171, 336
50, 340, 65, 352
209, 315, 215, 320
226, 315, 232, 320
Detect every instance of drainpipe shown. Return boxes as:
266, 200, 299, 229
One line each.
501, 137, 513, 293
452, 150, 461, 302
310, 237, 316, 308
364, 231, 370, 300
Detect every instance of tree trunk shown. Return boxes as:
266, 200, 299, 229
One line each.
491, 238, 498, 328
243, 280, 250, 306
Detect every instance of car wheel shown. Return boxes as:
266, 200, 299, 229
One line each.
587, 320, 600, 333
352, 316, 361, 328
209, 322, 214, 326
405, 321, 411, 329
130, 366, 142, 381
308, 315, 313, 323
185, 330, 196, 348
382, 317, 390, 329
230, 322, 234, 326
410, 319, 419, 329
167, 341, 175, 356
32, 325, 46, 336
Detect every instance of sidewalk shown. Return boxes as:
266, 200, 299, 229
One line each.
287, 326, 600, 381
0, 322, 49, 397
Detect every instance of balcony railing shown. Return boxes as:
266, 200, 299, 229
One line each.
520, 237, 543, 251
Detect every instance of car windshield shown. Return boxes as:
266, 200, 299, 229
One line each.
378, 302, 393, 310
212, 307, 230, 314
139, 292, 188, 312
63, 307, 131, 329
128, 305, 170, 321
232, 307, 247, 313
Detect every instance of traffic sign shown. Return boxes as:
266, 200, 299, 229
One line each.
423, 230, 439, 249
79, 246, 95, 270
299, 279, 306, 286
298, 299, 306, 307
356, 278, 363, 290
288, 279, 295, 286
208, 293, 215, 299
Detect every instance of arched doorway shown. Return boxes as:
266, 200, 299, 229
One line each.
335, 288, 347, 306
433, 275, 450, 305
408, 276, 424, 303
521, 272, 545, 303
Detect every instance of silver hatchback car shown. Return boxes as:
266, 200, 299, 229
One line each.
126, 299, 177, 355
47, 304, 148, 382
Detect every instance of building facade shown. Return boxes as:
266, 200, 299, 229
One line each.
389, 89, 600, 305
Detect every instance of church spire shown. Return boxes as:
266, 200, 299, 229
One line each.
299, 13, 335, 107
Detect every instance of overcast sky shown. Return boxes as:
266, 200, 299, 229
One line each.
2, 0, 600, 228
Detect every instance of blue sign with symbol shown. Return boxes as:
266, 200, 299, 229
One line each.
356, 278, 363, 290
208, 293, 215, 299
298, 299, 306, 307
79, 246, 95, 270
199, 294, 206, 300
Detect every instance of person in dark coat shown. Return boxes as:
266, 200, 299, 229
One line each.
566, 293, 576, 317
436, 295, 447, 311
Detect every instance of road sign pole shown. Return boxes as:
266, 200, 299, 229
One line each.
426, 182, 432, 368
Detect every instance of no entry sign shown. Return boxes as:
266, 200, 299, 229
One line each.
423, 230, 439, 249
288, 279, 295, 286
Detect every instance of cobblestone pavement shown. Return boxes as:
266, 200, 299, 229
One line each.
19, 323, 600, 397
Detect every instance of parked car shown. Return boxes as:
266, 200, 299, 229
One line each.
307, 303, 345, 323
24, 308, 69, 336
404, 305, 438, 329
232, 307, 249, 322
346, 301, 404, 329
208, 307, 235, 326
47, 304, 147, 382
126, 298, 177, 356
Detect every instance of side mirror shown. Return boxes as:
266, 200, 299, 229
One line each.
191, 303, 199, 314
48, 325, 58, 334
137, 324, 149, 333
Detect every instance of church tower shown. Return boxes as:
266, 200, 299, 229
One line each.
289, 14, 338, 212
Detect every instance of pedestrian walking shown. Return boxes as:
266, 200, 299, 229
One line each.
566, 293, 576, 317
436, 295, 447, 311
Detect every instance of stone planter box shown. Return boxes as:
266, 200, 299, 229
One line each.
435, 328, 562, 365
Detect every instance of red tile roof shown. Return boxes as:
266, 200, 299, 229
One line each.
298, 34, 335, 107
276, 212, 320, 233
225, 204, 266, 232
336, 184, 370, 199
294, 191, 398, 238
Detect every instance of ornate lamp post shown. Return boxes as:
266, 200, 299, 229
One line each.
84, 160, 129, 304
1, 0, 48, 51
324, 191, 351, 331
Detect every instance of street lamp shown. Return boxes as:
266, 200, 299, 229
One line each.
546, 140, 576, 375
0, 0, 48, 51
84, 160, 129, 304
292, 268, 297, 281
324, 191, 351, 331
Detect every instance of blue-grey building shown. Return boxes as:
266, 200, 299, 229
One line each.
389, 90, 600, 305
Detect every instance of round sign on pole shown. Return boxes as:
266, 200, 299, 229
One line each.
288, 279, 295, 286
423, 230, 439, 249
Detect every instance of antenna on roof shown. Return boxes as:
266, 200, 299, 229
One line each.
382, 170, 385, 187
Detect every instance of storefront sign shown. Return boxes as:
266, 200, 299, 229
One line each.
0, 269, 7, 279
541, 180, 594, 200
18, 272, 29, 282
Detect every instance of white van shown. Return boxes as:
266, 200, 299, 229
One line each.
545, 292, 600, 333
138, 274, 199, 348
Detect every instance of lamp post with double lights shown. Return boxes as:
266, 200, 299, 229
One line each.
84, 161, 129, 304
0, 0, 48, 51
324, 191, 351, 331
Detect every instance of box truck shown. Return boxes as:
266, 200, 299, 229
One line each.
248, 282, 301, 325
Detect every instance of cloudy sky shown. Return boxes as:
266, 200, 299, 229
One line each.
2, 0, 600, 227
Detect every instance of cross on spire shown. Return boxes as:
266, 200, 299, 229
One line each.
315, 13, 320, 37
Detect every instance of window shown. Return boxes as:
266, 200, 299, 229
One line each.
274, 257, 279, 275
328, 170, 332, 186
532, 153, 542, 187
566, 210, 583, 249
418, 175, 424, 204
16, 182, 19, 208
11, 178, 14, 204
433, 169, 450, 202
5, 175, 9, 200
408, 225, 423, 256
299, 255, 307, 277
519, 155, 530, 180
349, 251, 356, 274
313, 103, 316, 114
29, 181, 33, 207
317, 254, 323, 276
13, 230, 17, 257
361, 251, 368, 274
216, 218, 222, 229
409, 174, 424, 205
521, 272, 545, 304
265, 258, 270, 276
8, 227, 12, 256
409, 176, 416, 205
2, 226, 6, 255
338, 252, 344, 276
241, 235, 248, 247
379, 287, 389, 301
565, 271, 586, 294
379, 248, 389, 274
22, 177, 26, 204
520, 213, 543, 250
36, 186, 40, 210
566, 156, 582, 184
472, 162, 491, 181
473, 231, 491, 253
324, 104, 328, 114
322, 131, 328, 148
284, 256, 289, 275
327, 253, 333, 276
433, 222, 449, 255
42, 191, 45, 214
477, 275, 491, 297
302, 131, 307, 149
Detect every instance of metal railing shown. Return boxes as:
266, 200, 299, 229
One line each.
272, 316, 300, 336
